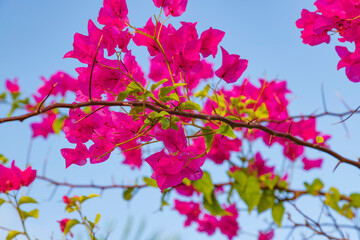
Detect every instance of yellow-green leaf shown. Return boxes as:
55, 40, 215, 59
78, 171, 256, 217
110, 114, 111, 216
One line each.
123, 188, 134, 201
143, 177, 158, 187
6, 231, 20, 240
94, 213, 101, 224
18, 196, 38, 206
64, 219, 80, 235
151, 79, 168, 92
182, 101, 201, 112
216, 124, 236, 139
272, 202, 285, 227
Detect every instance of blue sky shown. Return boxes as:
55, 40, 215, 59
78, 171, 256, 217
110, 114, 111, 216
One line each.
1, 0, 360, 239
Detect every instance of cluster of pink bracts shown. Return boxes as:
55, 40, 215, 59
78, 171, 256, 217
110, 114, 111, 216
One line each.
297, 0, 360, 82
0, 162, 36, 193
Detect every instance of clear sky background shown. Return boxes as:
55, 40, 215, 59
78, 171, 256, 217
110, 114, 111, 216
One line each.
0, 0, 360, 239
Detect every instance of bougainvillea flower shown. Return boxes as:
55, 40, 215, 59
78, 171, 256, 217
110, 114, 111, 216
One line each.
58, 218, 74, 237
98, 0, 129, 28
194, 134, 241, 164
121, 141, 143, 169
283, 142, 304, 161
58, 218, 70, 233
89, 139, 115, 164
258, 229, 274, 240
175, 183, 198, 197
11, 162, 36, 187
336, 45, 360, 83
30, 113, 56, 139
0, 162, 36, 193
174, 200, 201, 226
215, 47, 248, 83
145, 149, 204, 190
5, 78, 20, 93
154, 124, 187, 152
218, 204, 239, 240
296, 9, 331, 46
153, 0, 188, 17
34, 72, 78, 100
302, 157, 323, 170
133, 18, 162, 56
200, 27, 225, 58
64, 32, 104, 65
249, 153, 275, 177
61, 143, 91, 168
197, 214, 218, 235
185, 59, 214, 91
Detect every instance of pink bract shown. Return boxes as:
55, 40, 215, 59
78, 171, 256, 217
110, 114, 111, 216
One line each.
215, 47, 248, 83
5, 78, 20, 93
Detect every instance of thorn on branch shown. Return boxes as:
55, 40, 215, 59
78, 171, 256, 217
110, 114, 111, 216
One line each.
36, 82, 58, 113
334, 105, 360, 124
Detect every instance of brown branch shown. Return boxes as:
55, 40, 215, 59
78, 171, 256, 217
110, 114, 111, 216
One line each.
1, 100, 360, 169
287, 202, 348, 240
260, 107, 360, 123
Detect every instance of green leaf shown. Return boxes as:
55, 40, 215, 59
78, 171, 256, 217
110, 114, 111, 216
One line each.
64, 219, 80, 235
86, 217, 95, 229
193, 172, 213, 204
158, 83, 186, 102
160, 93, 179, 102
182, 101, 201, 112
341, 203, 354, 219
11, 92, 20, 100
216, 124, 236, 139
6, 231, 20, 240
19, 97, 29, 105
277, 179, 289, 189
0, 198, 6, 207
226, 115, 240, 121
325, 187, 341, 212
304, 178, 324, 196
229, 170, 247, 192
0, 154, 8, 165
123, 188, 134, 201
202, 126, 215, 153
52, 117, 66, 134
117, 82, 143, 101
78, 194, 100, 204
151, 79, 168, 92
94, 213, 101, 224
143, 177, 158, 188
194, 84, 210, 99
350, 193, 360, 208
8, 101, 19, 117
129, 106, 145, 120
18, 196, 38, 205
203, 192, 228, 216
258, 190, 275, 213
254, 103, 269, 119
148, 111, 170, 120
272, 202, 285, 227
0, 92, 6, 100
238, 175, 261, 212
260, 174, 279, 190
20, 209, 39, 220
160, 189, 170, 210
